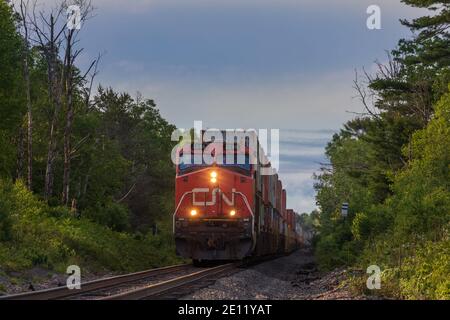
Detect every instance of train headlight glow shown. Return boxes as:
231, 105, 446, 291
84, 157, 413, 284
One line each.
210, 171, 218, 183
190, 209, 198, 217
230, 210, 236, 217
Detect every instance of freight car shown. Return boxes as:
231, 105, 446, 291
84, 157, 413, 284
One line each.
173, 130, 302, 264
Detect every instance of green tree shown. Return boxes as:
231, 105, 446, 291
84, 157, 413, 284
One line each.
0, 1, 25, 177
314, 0, 450, 283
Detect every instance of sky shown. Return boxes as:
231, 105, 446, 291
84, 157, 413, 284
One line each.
34, 0, 427, 213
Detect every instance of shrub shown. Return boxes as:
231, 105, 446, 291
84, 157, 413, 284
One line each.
398, 238, 450, 300
0, 179, 182, 273
0, 179, 14, 241
83, 200, 130, 232
47, 206, 72, 218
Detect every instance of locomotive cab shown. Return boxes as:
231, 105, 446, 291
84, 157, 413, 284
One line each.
173, 145, 256, 261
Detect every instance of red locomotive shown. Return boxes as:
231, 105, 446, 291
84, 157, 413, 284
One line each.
173, 130, 302, 264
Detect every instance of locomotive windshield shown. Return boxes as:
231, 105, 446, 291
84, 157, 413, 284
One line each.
178, 154, 251, 173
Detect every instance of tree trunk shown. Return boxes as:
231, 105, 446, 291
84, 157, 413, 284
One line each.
62, 31, 74, 205
62, 86, 74, 205
16, 127, 25, 181
24, 47, 32, 190
19, 0, 33, 190
44, 15, 62, 200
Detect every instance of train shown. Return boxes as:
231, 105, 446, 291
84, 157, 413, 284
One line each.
173, 130, 305, 264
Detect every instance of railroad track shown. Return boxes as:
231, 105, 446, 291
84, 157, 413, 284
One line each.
0, 262, 241, 300
1, 254, 285, 300
102, 262, 240, 300
0, 263, 195, 300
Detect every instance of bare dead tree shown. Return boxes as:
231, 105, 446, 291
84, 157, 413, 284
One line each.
84, 52, 102, 109
372, 51, 432, 125
357, 51, 432, 125
28, 0, 66, 200
353, 52, 405, 122
353, 68, 381, 120
61, 0, 95, 205
25, 0, 94, 202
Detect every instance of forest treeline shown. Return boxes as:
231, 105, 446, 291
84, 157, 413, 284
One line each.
313, 0, 449, 299
0, 0, 180, 277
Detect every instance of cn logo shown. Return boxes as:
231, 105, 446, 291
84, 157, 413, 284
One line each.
193, 188, 236, 206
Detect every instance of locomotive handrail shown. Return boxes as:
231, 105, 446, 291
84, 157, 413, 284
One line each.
172, 191, 194, 233
232, 191, 257, 250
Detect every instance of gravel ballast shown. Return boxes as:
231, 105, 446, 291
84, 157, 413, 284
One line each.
182, 248, 372, 300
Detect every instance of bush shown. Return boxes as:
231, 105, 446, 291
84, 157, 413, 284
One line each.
398, 238, 450, 300
0, 179, 182, 273
0, 180, 13, 241
47, 206, 72, 218
83, 200, 130, 232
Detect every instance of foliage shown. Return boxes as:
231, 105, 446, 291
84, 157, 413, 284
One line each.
83, 199, 130, 232
397, 239, 450, 300
0, 179, 182, 272
0, 1, 25, 177
313, 0, 450, 299
0, 181, 13, 241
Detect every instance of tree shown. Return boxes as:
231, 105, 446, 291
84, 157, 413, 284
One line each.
314, 0, 450, 274
61, 0, 95, 205
91, 87, 176, 231
0, 0, 25, 178
28, 3, 66, 200
16, 0, 33, 190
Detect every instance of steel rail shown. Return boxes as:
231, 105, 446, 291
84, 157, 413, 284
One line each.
0, 263, 191, 300
101, 262, 239, 300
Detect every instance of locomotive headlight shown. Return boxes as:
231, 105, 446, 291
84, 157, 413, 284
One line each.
230, 209, 236, 217
190, 209, 198, 217
210, 171, 218, 184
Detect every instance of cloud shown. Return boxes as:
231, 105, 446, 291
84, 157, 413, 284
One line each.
280, 146, 326, 157
108, 68, 361, 131
280, 129, 336, 142
280, 171, 319, 213
276, 129, 330, 213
